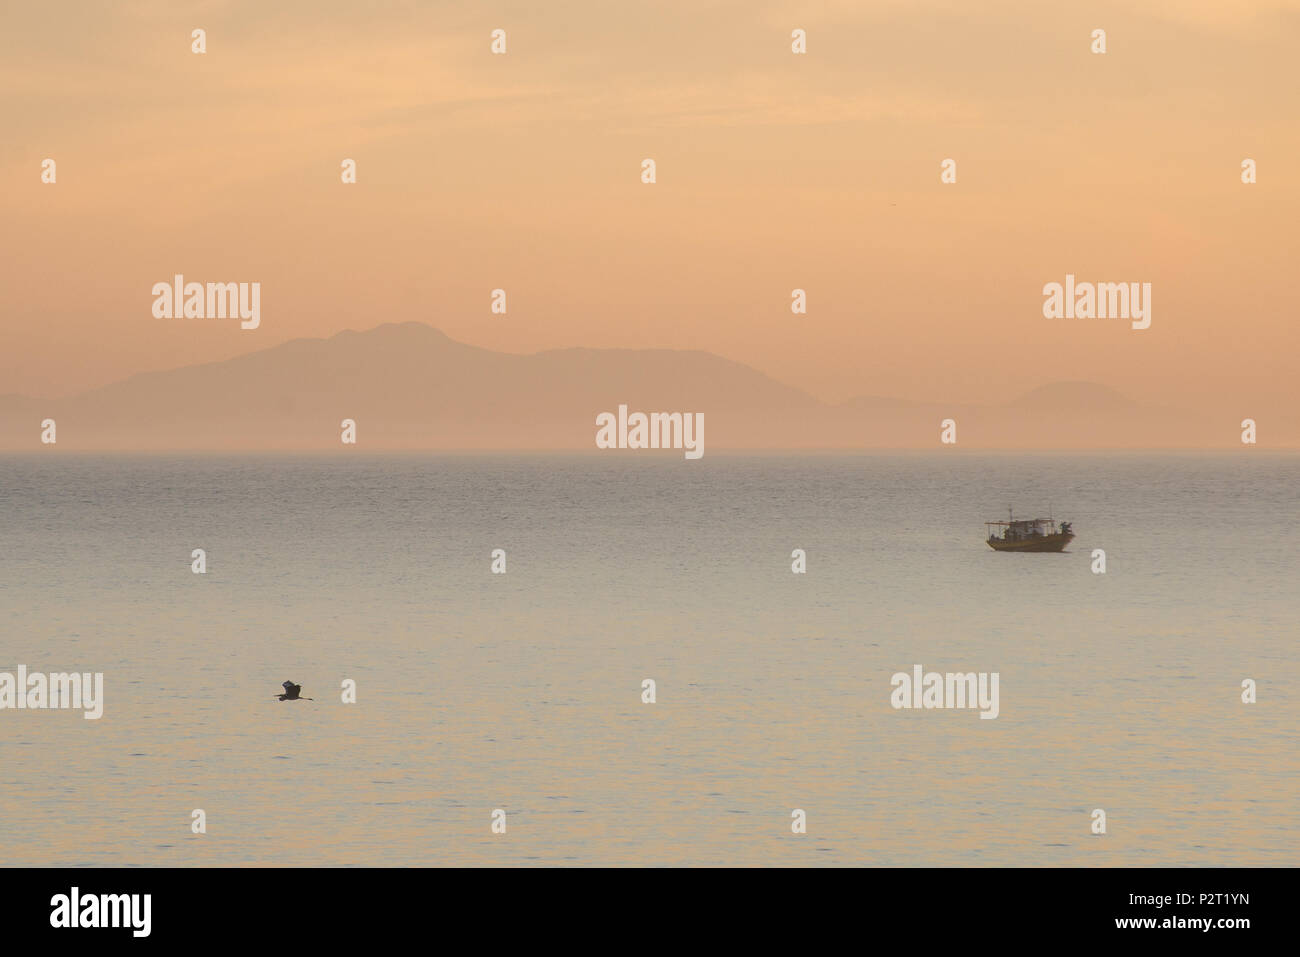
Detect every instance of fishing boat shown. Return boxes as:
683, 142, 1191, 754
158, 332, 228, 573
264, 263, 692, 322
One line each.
985, 509, 1074, 552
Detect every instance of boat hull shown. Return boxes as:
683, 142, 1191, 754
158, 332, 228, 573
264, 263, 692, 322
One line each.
987, 532, 1074, 552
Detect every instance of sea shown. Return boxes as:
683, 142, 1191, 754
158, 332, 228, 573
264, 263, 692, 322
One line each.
1, 452, 1295, 866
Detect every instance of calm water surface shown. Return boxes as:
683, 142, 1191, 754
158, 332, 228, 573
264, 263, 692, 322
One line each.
1, 453, 1296, 866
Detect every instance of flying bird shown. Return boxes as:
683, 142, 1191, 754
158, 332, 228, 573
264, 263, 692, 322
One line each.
274, 681, 313, 701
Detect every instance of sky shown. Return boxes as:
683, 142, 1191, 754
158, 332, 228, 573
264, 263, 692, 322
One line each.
3, 0, 1297, 418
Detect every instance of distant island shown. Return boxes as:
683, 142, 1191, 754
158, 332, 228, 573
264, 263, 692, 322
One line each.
0, 322, 1277, 450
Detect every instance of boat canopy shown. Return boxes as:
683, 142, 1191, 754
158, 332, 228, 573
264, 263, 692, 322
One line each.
985, 518, 1056, 530
985, 516, 1066, 538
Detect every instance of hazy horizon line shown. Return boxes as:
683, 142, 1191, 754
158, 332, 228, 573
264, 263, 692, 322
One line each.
6, 318, 1144, 412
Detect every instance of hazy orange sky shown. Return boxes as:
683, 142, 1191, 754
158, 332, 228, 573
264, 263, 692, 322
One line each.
3, 0, 1297, 414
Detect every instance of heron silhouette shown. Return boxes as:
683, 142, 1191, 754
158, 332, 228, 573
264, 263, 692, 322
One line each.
274, 681, 313, 701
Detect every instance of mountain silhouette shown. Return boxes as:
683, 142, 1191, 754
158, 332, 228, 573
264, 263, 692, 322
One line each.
0, 322, 1255, 450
